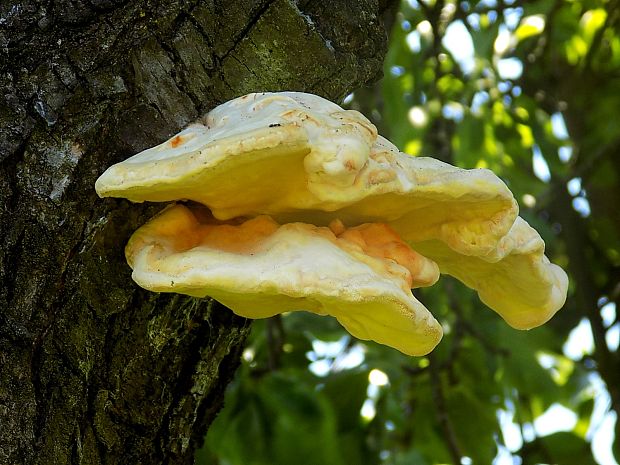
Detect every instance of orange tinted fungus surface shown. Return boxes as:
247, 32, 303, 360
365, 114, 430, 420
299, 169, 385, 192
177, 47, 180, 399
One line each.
329, 220, 439, 288
196, 216, 280, 254
169, 134, 185, 148
180, 212, 439, 290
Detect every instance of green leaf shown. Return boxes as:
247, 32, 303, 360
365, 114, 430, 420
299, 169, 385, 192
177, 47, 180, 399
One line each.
515, 16, 546, 42
447, 386, 498, 464
472, 21, 499, 59
321, 370, 369, 432
540, 432, 597, 465
259, 375, 345, 465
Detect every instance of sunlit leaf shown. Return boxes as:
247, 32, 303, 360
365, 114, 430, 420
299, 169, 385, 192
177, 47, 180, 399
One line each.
580, 9, 607, 44
515, 15, 546, 41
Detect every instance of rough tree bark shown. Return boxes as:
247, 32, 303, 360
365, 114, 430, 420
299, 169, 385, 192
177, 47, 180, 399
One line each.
0, 1, 395, 463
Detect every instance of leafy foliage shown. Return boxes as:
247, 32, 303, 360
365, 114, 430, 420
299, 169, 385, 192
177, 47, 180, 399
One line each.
199, 0, 620, 463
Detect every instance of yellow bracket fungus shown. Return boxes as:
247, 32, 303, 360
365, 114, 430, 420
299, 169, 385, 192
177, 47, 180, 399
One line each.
96, 92, 568, 355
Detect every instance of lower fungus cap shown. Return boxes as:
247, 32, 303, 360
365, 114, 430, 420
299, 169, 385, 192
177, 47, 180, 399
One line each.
125, 204, 443, 356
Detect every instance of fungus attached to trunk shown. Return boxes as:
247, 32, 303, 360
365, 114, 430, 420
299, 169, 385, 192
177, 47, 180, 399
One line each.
96, 92, 568, 355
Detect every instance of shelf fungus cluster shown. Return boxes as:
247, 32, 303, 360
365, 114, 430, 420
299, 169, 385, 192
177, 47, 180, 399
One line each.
95, 92, 568, 356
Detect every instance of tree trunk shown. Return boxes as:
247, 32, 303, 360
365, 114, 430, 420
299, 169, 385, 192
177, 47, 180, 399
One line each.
0, 1, 393, 463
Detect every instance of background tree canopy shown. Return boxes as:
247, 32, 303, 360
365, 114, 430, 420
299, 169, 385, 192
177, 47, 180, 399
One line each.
198, 0, 620, 464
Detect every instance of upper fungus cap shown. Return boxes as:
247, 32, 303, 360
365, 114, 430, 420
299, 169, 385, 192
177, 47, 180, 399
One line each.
96, 91, 569, 344
125, 204, 442, 356
96, 92, 518, 257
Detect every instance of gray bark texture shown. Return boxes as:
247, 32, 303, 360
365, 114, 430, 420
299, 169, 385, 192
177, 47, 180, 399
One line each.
0, 1, 394, 463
